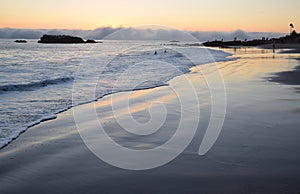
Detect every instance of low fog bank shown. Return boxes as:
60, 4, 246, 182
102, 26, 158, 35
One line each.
0, 27, 284, 42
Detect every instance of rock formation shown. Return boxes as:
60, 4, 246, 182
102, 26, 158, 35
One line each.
38, 35, 85, 44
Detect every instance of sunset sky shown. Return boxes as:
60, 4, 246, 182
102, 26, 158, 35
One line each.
1, 0, 299, 32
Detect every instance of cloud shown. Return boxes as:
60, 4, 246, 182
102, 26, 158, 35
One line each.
0, 27, 285, 42
85, 27, 122, 40
104, 28, 197, 41
0, 28, 45, 39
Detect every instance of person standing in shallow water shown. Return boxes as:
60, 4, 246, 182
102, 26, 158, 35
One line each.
154, 51, 157, 55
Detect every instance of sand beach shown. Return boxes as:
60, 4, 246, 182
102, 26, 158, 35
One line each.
1, 47, 300, 194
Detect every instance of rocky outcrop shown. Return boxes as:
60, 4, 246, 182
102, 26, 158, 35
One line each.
86, 39, 97, 43
14, 40, 27, 43
38, 35, 85, 44
38, 35, 99, 44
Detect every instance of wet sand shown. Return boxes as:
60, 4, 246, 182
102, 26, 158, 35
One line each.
259, 43, 300, 53
269, 61, 300, 86
1, 48, 300, 194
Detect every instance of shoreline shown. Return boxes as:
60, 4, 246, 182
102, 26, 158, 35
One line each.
1, 47, 300, 193
0, 82, 170, 150
0, 45, 232, 150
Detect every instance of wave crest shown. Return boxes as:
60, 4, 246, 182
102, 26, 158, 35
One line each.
0, 76, 74, 93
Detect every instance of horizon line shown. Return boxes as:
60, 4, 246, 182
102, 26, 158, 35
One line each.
0, 26, 288, 34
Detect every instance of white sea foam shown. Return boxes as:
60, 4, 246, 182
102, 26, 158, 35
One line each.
0, 40, 232, 148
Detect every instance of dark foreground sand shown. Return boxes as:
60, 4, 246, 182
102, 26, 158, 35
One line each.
269, 61, 300, 86
1, 48, 300, 194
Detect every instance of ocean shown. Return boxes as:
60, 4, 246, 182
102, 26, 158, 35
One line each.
0, 39, 231, 148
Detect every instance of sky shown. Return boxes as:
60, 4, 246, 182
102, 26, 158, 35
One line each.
0, 0, 300, 32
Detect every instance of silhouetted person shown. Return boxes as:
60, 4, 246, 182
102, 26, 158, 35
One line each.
164, 50, 167, 53
273, 42, 275, 53
154, 51, 157, 55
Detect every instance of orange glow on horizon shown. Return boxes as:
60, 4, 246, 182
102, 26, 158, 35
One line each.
0, 0, 299, 33
0, 22, 295, 34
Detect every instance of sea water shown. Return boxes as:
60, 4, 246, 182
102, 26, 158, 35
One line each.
0, 39, 231, 148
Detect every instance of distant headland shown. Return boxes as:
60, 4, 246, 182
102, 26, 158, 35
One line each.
203, 26, 300, 48
38, 35, 99, 44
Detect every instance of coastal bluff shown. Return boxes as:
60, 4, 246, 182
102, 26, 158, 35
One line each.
38, 35, 98, 44
203, 30, 300, 48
